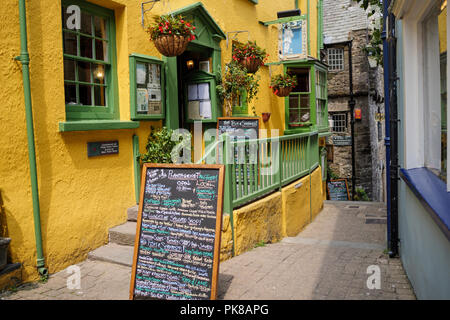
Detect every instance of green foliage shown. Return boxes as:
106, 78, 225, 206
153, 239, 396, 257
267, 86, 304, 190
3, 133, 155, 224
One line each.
216, 61, 260, 116
353, 0, 383, 66
254, 240, 266, 248
232, 41, 268, 66
147, 14, 196, 41
327, 167, 340, 180
140, 127, 191, 164
354, 187, 370, 201
270, 74, 297, 90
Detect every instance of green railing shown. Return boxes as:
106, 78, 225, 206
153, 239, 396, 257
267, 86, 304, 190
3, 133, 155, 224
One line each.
197, 131, 320, 212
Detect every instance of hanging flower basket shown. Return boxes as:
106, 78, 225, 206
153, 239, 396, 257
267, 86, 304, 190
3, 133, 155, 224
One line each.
232, 41, 268, 74
270, 74, 297, 97
239, 58, 264, 73
273, 87, 293, 97
147, 14, 196, 57
153, 35, 191, 57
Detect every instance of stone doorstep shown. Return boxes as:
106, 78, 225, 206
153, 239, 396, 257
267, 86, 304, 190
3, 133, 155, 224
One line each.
87, 243, 134, 268
109, 222, 137, 247
127, 205, 139, 222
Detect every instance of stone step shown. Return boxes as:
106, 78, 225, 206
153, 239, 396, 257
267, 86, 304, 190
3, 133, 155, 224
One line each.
127, 205, 139, 222
87, 243, 134, 267
109, 222, 137, 246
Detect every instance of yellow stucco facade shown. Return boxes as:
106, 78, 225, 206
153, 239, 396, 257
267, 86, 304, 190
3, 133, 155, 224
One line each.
1, 0, 325, 283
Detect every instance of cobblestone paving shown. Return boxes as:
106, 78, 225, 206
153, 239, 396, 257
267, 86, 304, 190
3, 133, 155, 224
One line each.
0, 201, 416, 300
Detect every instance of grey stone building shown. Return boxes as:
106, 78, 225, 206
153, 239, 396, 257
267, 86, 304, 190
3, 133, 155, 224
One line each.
322, 0, 386, 202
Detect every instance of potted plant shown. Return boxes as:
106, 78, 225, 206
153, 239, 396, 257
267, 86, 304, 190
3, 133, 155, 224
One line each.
0, 190, 11, 271
216, 61, 260, 116
147, 14, 196, 57
270, 74, 297, 97
232, 41, 268, 73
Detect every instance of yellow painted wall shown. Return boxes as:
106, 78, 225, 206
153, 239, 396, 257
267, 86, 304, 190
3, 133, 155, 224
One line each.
1, 0, 322, 282
220, 166, 323, 260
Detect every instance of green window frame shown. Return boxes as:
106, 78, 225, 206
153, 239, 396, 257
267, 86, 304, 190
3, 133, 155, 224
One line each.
184, 71, 218, 123
129, 54, 165, 120
315, 67, 328, 130
61, 0, 119, 121
285, 67, 314, 130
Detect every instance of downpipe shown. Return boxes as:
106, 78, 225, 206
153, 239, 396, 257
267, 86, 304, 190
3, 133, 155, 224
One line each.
15, 0, 48, 279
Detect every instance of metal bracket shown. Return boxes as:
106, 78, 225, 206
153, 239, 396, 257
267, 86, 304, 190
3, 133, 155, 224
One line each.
141, 0, 161, 27
226, 31, 250, 49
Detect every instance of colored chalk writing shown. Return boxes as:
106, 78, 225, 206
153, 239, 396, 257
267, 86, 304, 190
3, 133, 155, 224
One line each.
130, 164, 224, 300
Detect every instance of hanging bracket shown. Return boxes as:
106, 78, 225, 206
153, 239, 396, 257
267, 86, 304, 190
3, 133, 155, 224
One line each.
226, 30, 250, 49
141, 0, 161, 27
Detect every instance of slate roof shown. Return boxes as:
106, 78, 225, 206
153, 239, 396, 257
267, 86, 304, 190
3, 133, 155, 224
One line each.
323, 0, 369, 44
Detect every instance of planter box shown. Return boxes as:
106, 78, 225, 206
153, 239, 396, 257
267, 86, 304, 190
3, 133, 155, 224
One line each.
0, 238, 11, 271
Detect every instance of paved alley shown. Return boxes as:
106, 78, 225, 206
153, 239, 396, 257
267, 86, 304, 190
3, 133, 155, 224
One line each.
0, 201, 416, 300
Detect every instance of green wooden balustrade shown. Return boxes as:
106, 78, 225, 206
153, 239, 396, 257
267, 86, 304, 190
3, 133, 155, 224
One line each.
197, 131, 320, 213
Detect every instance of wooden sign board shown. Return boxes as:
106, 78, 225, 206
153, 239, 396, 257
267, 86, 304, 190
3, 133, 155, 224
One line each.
130, 164, 225, 300
217, 117, 260, 140
327, 179, 350, 201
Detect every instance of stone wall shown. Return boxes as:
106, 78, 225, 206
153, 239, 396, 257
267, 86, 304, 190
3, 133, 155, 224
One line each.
326, 29, 385, 201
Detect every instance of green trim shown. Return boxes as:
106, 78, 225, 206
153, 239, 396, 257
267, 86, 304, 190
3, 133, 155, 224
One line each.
132, 135, 141, 204
184, 72, 218, 123
18, 0, 48, 278
59, 120, 140, 132
169, 2, 226, 39
129, 54, 165, 120
62, 0, 119, 121
260, 15, 307, 26
307, 0, 311, 56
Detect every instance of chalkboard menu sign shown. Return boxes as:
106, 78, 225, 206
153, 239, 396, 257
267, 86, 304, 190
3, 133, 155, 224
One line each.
327, 179, 350, 201
130, 164, 225, 300
217, 117, 260, 140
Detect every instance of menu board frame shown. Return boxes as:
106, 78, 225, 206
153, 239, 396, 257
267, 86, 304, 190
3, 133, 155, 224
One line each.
129, 53, 165, 121
129, 163, 225, 300
327, 178, 350, 201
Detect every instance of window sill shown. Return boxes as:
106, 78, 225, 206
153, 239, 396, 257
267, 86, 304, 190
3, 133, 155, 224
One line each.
59, 120, 140, 132
400, 167, 450, 241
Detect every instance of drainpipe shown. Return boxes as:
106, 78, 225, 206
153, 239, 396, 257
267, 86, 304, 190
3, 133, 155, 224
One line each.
15, 0, 48, 278
348, 40, 356, 200
382, 0, 392, 255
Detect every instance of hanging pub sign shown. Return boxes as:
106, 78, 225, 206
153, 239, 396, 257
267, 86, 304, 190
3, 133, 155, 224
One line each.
130, 164, 225, 300
354, 108, 362, 120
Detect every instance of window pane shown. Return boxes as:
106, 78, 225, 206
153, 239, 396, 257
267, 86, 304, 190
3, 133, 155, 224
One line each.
94, 86, 106, 106
93, 64, 105, 84
79, 84, 92, 105
64, 84, 77, 104
289, 95, 299, 109
80, 11, 92, 35
78, 61, 91, 83
288, 68, 309, 92
289, 109, 300, 123
300, 95, 310, 108
63, 32, 77, 55
80, 36, 93, 59
94, 16, 107, 38
64, 59, 76, 81
95, 40, 108, 61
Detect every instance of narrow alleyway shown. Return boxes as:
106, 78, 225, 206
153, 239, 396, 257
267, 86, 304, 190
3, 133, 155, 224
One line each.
0, 201, 415, 300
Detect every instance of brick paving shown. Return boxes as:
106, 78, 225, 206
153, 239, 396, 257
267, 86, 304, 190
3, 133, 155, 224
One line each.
0, 201, 416, 300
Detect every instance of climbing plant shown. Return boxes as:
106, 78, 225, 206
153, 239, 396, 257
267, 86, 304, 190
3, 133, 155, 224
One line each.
353, 0, 384, 66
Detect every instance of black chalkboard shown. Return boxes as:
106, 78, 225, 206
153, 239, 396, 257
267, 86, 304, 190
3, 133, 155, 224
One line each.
130, 164, 225, 300
327, 179, 350, 201
217, 117, 260, 140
